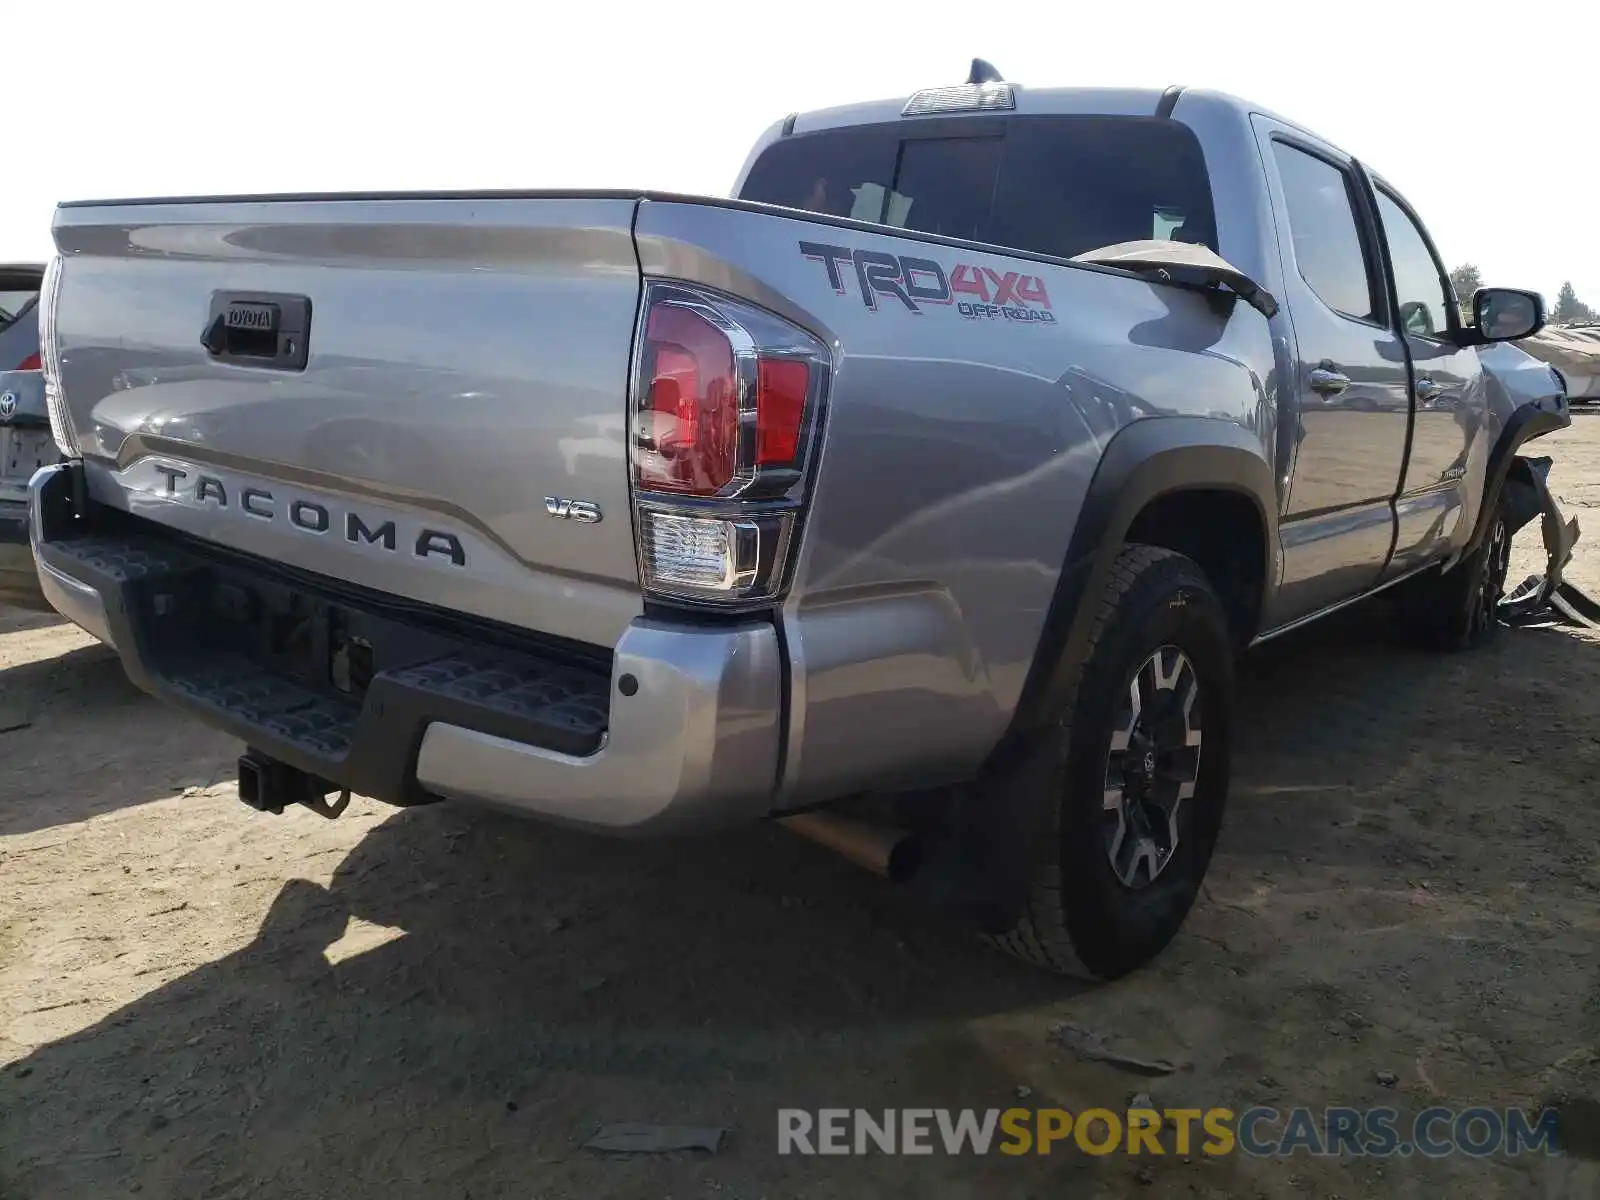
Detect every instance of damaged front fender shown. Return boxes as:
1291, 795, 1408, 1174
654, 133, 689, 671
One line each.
1481, 339, 1571, 427
1472, 343, 1597, 628
1500, 453, 1597, 630
1456, 342, 1573, 567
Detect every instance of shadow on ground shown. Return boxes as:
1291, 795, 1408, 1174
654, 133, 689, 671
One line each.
2, 598, 1598, 1197
0, 799, 1096, 1197
1225, 596, 1600, 879
0, 638, 238, 837
0, 608, 66, 637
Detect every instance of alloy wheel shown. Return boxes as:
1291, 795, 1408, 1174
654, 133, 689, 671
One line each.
1101, 645, 1204, 889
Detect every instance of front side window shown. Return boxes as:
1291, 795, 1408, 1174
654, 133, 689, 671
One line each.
1270, 141, 1378, 322
1375, 188, 1453, 339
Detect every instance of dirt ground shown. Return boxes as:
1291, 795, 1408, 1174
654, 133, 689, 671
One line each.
3, 422, 1600, 1200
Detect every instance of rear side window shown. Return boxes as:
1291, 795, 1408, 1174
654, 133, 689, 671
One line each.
738, 116, 1217, 260
1269, 142, 1379, 322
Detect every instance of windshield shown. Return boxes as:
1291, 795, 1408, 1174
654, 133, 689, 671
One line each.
739, 115, 1217, 261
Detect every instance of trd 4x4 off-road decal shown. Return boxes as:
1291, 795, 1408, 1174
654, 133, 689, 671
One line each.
799, 241, 1056, 325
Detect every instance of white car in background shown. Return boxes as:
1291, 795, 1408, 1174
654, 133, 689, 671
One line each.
1518, 323, 1600, 404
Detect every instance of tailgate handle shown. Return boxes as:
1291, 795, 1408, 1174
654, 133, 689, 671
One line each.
202, 292, 312, 372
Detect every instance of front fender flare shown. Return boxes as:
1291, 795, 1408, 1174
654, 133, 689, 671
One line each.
1458, 398, 1569, 563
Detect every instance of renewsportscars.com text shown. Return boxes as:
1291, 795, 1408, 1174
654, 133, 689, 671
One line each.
777, 1106, 1560, 1158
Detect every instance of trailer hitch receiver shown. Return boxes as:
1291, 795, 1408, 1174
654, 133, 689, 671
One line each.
237, 750, 351, 819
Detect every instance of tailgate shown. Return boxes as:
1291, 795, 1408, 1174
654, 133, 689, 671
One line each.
50, 195, 645, 648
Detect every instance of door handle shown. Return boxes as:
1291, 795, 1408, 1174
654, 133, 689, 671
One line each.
1309, 367, 1351, 396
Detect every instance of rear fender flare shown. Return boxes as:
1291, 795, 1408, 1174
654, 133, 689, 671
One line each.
906, 418, 1278, 936
988, 416, 1278, 772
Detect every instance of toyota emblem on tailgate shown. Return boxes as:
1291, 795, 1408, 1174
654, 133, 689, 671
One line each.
0, 392, 16, 418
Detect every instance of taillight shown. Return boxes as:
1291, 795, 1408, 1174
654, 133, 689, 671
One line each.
629, 281, 830, 607
38, 256, 79, 457
756, 359, 809, 465
16, 352, 41, 371
636, 303, 741, 495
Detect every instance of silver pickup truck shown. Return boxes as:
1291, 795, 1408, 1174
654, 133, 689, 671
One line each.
25, 65, 1568, 980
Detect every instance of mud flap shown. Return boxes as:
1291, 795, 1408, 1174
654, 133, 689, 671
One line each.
1499, 455, 1599, 630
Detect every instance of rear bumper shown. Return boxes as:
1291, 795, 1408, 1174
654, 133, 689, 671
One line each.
26, 462, 783, 833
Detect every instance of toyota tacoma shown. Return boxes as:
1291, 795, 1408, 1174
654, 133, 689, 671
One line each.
24, 64, 1569, 978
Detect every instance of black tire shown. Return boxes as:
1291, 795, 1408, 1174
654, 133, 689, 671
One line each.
983, 545, 1235, 980
1396, 491, 1512, 653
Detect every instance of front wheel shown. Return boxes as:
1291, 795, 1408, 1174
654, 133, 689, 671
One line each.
984, 545, 1235, 980
1396, 492, 1512, 653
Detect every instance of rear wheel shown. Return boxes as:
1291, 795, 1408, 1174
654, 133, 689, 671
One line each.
1396, 491, 1512, 652
984, 545, 1234, 980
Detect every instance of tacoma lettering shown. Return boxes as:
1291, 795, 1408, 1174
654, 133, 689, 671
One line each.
416, 531, 466, 566
147, 465, 467, 567
289, 500, 330, 533
346, 512, 397, 549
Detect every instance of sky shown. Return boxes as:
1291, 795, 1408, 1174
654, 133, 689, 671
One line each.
6, 0, 1597, 306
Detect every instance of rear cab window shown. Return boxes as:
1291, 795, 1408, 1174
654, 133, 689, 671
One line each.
737, 115, 1217, 261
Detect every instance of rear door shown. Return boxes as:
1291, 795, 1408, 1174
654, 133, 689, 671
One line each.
1252, 119, 1410, 625
1366, 180, 1487, 577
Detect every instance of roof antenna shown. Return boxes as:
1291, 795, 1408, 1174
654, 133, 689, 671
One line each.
967, 58, 1003, 85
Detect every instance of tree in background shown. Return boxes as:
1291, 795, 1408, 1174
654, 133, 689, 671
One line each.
1553, 281, 1595, 325
1450, 264, 1482, 302
1449, 264, 1482, 321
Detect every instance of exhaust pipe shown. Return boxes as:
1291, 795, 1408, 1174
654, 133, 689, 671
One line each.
778, 806, 1032, 933
778, 810, 921, 883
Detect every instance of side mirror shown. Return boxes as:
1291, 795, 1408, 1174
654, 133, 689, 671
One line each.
1470, 287, 1546, 344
